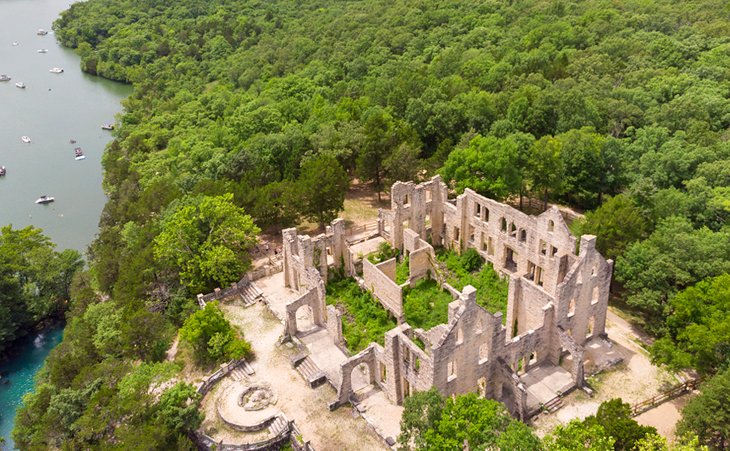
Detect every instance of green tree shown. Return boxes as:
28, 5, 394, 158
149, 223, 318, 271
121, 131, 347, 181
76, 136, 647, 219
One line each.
651, 274, 730, 375
441, 134, 524, 201
154, 194, 260, 293
178, 301, 251, 364
677, 368, 730, 450
399, 390, 541, 450
615, 217, 730, 330
585, 398, 657, 451
156, 382, 203, 434
578, 194, 650, 259
544, 419, 615, 450
297, 154, 349, 228
528, 136, 564, 209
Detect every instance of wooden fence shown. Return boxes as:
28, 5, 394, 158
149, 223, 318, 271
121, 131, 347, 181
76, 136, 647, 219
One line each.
630, 378, 700, 417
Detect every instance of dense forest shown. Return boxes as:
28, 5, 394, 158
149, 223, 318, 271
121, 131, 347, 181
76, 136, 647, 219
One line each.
12, 0, 730, 448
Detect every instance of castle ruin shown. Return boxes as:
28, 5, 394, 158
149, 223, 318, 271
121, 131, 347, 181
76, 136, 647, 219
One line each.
280, 175, 613, 420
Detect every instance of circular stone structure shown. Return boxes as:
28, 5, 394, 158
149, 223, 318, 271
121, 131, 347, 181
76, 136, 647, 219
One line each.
216, 380, 281, 432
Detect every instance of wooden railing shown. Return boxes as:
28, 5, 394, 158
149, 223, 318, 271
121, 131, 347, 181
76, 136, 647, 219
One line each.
630, 378, 700, 417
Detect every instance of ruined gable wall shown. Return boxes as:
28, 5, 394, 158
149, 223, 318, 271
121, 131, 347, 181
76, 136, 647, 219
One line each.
553, 235, 613, 345
363, 258, 404, 319
505, 276, 556, 340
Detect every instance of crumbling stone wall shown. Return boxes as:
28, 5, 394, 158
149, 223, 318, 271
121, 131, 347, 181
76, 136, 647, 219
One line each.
363, 258, 404, 320
284, 275, 326, 338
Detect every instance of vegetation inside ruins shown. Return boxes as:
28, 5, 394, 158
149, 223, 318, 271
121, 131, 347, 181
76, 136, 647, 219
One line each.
326, 278, 397, 352
367, 241, 400, 264
437, 248, 509, 317
402, 279, 454, 331
395, 256, 410, 284
10, 0, 730, 446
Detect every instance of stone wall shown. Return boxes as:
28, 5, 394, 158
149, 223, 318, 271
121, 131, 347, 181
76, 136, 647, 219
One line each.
362, 258, 404, 320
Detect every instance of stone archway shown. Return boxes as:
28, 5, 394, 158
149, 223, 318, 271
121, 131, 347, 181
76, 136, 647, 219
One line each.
295, 305, 316, 333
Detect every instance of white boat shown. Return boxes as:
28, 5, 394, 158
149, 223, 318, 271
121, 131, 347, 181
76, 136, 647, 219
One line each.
37, 48, 48, 53
35, 195, 54, 204
0, 74, 10, 81
21, 136, 31, 143
49, 67, 63, 74
12, 41, 18, 46
37, 29, 48, 36
101, 123, 114, 130
0, 166, 6, 176
74, 147, 86, 160
15, 82, 25, 89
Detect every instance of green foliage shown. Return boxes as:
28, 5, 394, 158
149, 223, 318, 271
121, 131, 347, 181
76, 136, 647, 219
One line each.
651, 274, 730, 375
615, 217, 730, 331
154, 193, 260, 293
576, 194, 650, 259
297, 154, 349, 227
403, 279, 454, 330
399, 390, 542, 450
437, 248, 509, 317
179, 301, 251, 364
395, 256, 409, 284
677, 368, 730, 450
325, 278, 397, 352
368, 241, 399, 264
544, 419, 615, 450
156, 382, 203, 434
0, 225, 83, 353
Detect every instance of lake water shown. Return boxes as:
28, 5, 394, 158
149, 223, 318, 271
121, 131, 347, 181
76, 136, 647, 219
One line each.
0, 0, 131, 448
0, 0, 131, 252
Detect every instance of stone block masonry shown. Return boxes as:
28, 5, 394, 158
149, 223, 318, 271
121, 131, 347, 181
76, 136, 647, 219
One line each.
282, 175, 613, 421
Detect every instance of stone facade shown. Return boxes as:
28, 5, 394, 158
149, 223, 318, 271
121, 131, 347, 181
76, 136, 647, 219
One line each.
283, 176, 613, 419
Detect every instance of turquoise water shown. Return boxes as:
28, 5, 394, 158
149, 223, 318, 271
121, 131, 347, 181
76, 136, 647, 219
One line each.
0, 325, 64, 449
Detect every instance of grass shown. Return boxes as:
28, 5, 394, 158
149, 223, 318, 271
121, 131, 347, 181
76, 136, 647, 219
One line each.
403, 278, 454, 330
326, 278, 397, 353
436, 248, 509, 318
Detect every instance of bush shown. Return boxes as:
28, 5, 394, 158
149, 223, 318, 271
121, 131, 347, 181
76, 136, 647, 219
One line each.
179, 302, 251, 364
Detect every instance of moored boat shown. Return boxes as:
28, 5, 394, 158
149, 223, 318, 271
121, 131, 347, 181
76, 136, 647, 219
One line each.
21, 136, 31, 143
35, 195, 54, 204
0, 74, 10, 81
49, 67, 63, 74
74, 147, 86, 160
37, 29, 48, 36
0, 166, 6, 176
101, 123, 114, 130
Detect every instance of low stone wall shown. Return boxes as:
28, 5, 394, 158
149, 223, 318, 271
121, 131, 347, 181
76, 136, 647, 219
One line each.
194, 426, 291, 451
198, 359, 248, 396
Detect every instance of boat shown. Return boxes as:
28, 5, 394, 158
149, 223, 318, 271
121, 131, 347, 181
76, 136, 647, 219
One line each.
49, 67, 63, 74
69, 139, 76, 144
74, 147, 86, 160
101, 123, 114, 130
35, 195, 54, 204
15, 82, 25, 89
0, 74, 10, 81
37, 29, 48, 36
0, 166, 6, 176
21, 136, 31, 143
37, 48, 48, 53
12, 41, 18, 46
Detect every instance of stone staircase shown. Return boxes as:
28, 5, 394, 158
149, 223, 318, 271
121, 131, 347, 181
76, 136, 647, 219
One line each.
268, 416, 289, 436
230, 367, 248, 381
291, 353, 327, 388
238, 282, 263, 306
542, 396, 563, 413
